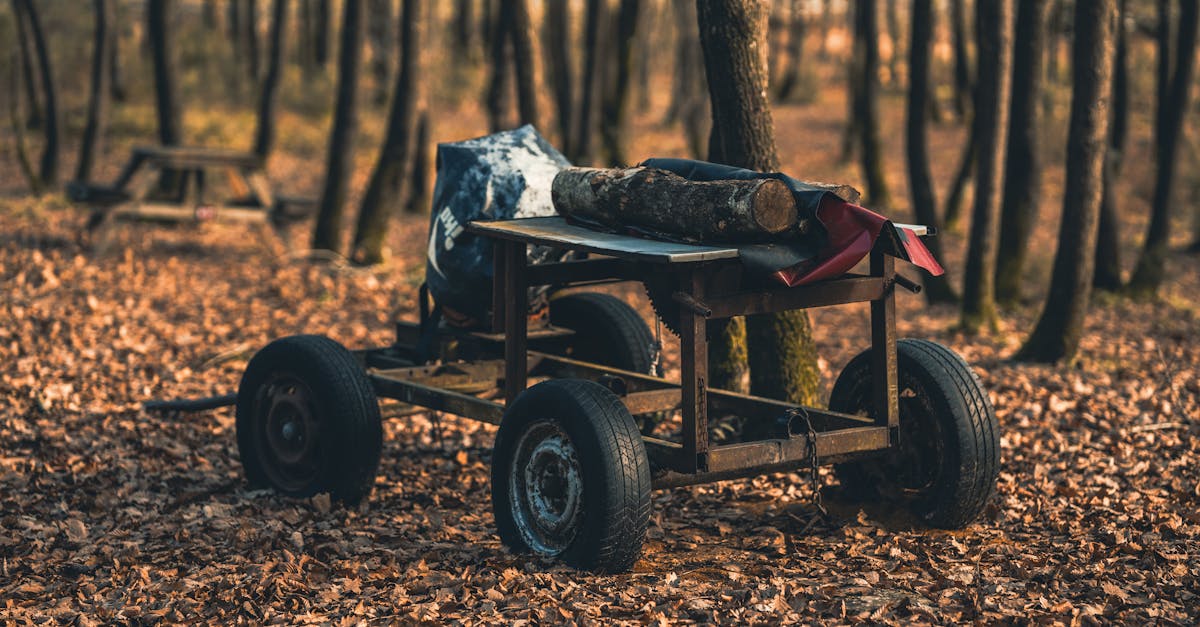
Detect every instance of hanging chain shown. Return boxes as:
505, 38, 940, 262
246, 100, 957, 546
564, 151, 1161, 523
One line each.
787, 406, 830, 522
649, 316, 663, 378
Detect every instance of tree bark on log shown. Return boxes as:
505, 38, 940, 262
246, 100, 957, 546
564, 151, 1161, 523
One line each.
552, 167, 797, 242
1015, 0, 1115, 363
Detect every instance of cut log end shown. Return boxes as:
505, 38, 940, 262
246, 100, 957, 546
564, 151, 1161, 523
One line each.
750, 178, 796, 233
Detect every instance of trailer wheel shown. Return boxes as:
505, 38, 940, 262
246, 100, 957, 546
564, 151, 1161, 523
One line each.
236, 335, 383, 505
829, 339, 999, 528
549, 292, 655, 373
492, 379, 651, 572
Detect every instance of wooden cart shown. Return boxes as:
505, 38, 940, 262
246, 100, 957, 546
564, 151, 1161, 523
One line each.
233, 216, 999, 572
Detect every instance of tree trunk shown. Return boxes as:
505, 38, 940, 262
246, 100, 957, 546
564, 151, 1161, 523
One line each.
313, 0, 365, 254
885, 0, 902, 85
542, 0, 573, 155
552, 166, 798, 240
351, 0, 421, 264
1094, 0, 1128, 290
960, 0, 1013, 333
698, 0, 820, 405
943, 121, 976, 229
854, 0, 891, 208
253, 0, 288, 159
109, 2, 126, 101
404, 109, 431, 214
245, 0, 261, 81
1129, 0, 1198, 296
12, 0, 42, 130
315, 0, 332, 67
1015, 0, 1115, 363
907, 0, 957, 304
840, 0, 860, 163
599, 0, 640, 166
148, 0, 182, 148
507, 0, 539, 128
994, 0, 1050, 305
76, 0, 114, 184
774, 0, 807, 102
203, 0, 219, 29
368, 0, 394, 107
16, 0, 59, 187
453, 0, 474, 61
573, 0, 606, 163
951, 0, 973, 118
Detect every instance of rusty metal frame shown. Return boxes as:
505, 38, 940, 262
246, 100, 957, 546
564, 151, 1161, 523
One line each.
362, 228, 904, 492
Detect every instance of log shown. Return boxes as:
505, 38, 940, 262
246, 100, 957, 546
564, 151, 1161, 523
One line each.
552, 166, 798, 242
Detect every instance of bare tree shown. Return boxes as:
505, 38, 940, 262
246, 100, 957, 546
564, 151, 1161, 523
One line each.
11, 0, 41, 129
950, 0, 973, 118
774, 0, 807, 102
853, 0, 891, 208
542, 0, 573, 155
313, 0, 365, 254
1129, 0, 1199, 296
253, 0, 288, 159
352, 0, 422, 264
1015, 0, 1116, 362
960, 0, 1013, 333
14, 0, 59, 187
698, 0, 820, 404
906, 0, 957, 304
1094, 0, 1128, 290
663, 0, 707, 158
599, 0, 640, 166
76, 0, 115, 183
995, 0, 1051, 305
572, 0, 607, 163
368, 0, 394, 106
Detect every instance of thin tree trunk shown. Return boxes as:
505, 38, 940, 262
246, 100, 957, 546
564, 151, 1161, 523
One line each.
698, 0, 819, 405
404, 109, 431, 214
485, 0, 513, 132
599, 0, 640, 166
907, 0, 957, 304
315, 0, 331, 67
253, 0, 288, 159
76, 0, 114, 183
1094, 0, 1128, 290
1129, 0, 1198, 296
775, 0, 807, 102
886, 0, 902, 85
1015, 0, 1115, 363
453, 0, 474, 61
109, 2, 126, 101
854, 0, 891, 208
313, 0, 365, 254
943, 121, 976, 229
245, 0, 261, 81
994, 0, 1050, 305
840, 1, 860, 163
543, 0, 573, 155
7, 50, 41, 193
960, 0, 1013, 333
204, 0, 219, 29
352, 0, 421, 264
16, 0, 59, 186
951, 0, 973, 118
368, 0, 394, 107
148, 0, 182, 147
507, 0, 539, 127
573, 0, 606, 163
12, 0, 42, 130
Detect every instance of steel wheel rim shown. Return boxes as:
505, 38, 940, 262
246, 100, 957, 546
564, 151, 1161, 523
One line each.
256, 373, 321, 492
509, 420, 584, 556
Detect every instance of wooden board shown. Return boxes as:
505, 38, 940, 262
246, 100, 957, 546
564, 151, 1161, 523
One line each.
468, 217, 740, 264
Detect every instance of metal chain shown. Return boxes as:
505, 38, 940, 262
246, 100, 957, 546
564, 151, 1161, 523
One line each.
649, 316, 663, 378
787, 406, 830, 522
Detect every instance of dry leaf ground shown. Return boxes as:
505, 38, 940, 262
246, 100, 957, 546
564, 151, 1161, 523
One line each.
2, 43, 1199, 626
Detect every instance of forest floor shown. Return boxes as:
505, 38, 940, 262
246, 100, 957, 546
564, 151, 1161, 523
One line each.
2, 72, 1199, 623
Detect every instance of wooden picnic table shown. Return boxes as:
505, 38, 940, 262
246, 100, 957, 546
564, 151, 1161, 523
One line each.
67, 145, 314, 247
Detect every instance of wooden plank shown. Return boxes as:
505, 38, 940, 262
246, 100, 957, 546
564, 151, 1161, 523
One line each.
468, 217, 740, 263
870, 250, 900, 433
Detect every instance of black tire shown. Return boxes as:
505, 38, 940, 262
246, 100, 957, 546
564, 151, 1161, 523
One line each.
829, 339, 999, 528
491, 379, 652, 573
236, 335, 383, 504
548, 292, 655, 374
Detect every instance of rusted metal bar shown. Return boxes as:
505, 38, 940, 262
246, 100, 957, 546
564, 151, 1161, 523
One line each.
678, 269, 709, 473
491, 244, 507, 334
704, 276, 885, 319
503, 241, 529, 405
621, 389, 683, 414
870, 249, 900, 436
369, 373, 505, 424
651, 426, 890, 489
